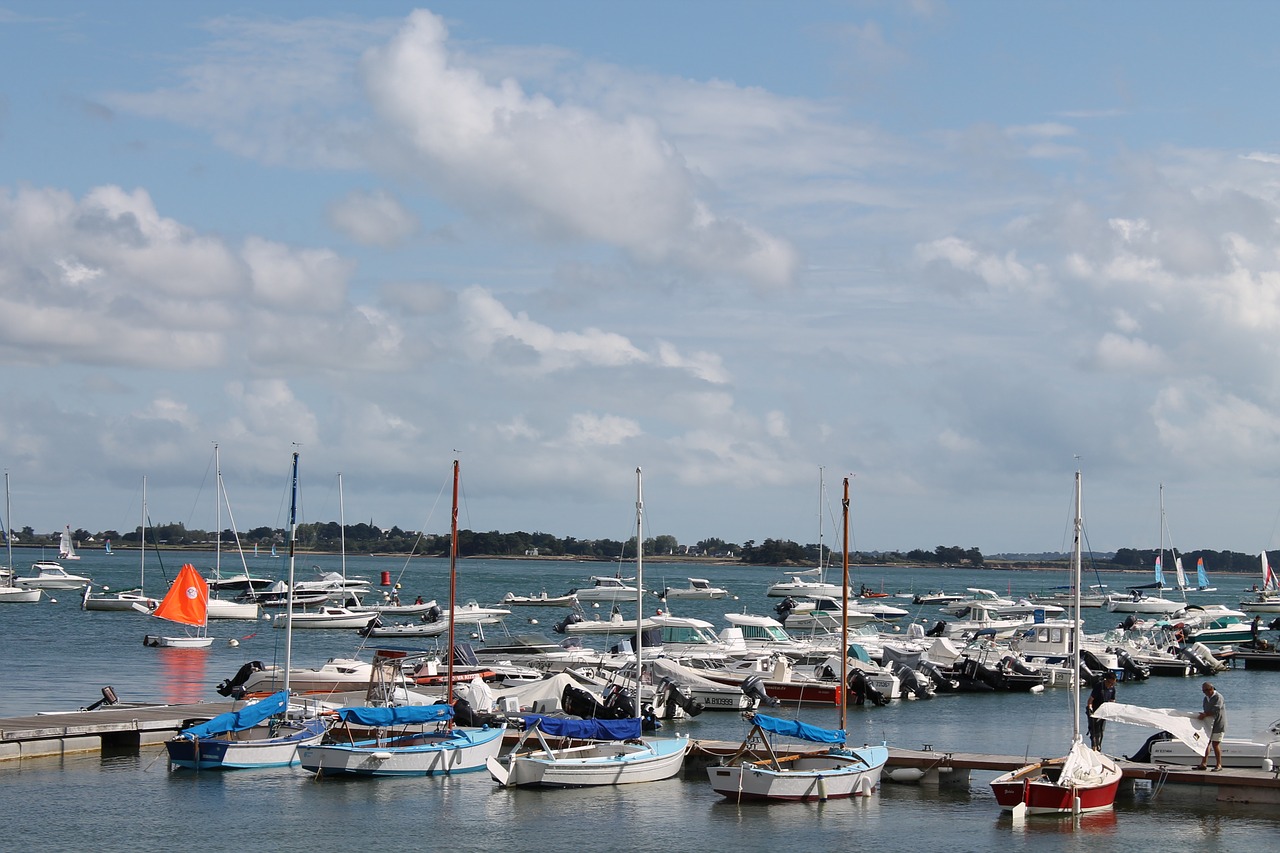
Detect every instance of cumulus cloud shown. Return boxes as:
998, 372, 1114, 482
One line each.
362, 10, 797, 288
327, 188, 418, 247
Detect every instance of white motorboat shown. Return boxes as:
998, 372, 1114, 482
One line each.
499, 591, 578, 607
1104, 590, 1185, 615
939, 588, 1015, 615
766, 571, 841, 599
16, 561, 93, 590
569, 575, 643, 602
273, 605, 378, 630
657, 578, 729, 600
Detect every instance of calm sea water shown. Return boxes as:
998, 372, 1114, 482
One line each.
1, 551, 1277, 851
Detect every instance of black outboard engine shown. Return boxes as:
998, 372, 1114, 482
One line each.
892, 662, 933, 699
1114, 648, 1150, 681
420, 604, 442, 624
216, 660, 265, 698
1079, 649, 1110, 685
452, 696, 504, 728
773, 597, 797, 623
741, 675, 781, 708
562, 684, 609, 718
357, 616, 383, 638
847, 669, 888, 706
1128, 730, 1174, 763
1121, 614, 1138, 631
659, 677, 704, 717
926, 621, 948, 638
602, 684, 637, 720
1175, 644, 1218, 675
553, 612, 583, 634
917, 660, 960, 692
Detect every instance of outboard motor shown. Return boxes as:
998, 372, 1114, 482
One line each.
452, 696, 504, 728
926, 621, 948, 638
917, 659, 960, 693
602, 684, 637, 720
847, 669, 888, 706
659, 677, 704, 718
357, 616, 383, 638
562, 684, 610, 718
1079, 648, 1110, 684
553, 612, 583, 634
773, 597, 797, 623
420, 604, 442, 624
1176, 643, 1221, 675
741, 675, 781, 709
1114, 648, 1150, 681
999, 655, 1040, 677
1121, 614, 1138, 631
1128, 730, 1174, 763
892, 662, 934, 699
216, 660, 265, 698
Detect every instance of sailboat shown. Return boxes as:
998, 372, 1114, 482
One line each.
1105, 486, 1185, 615
487, 467, 689, 788
1240, 552, 1280, 613
0, 474, 42, 604
83, 477, 160, 612
298, 459, 506, 777
143, 563, 215, 648
104, 540, 113, 556
59, 525, 81, 560
990, 469, 1122, 815
1195, 558, 1216, 593
165, 452, 325, 769
707, 476, 888, 801
205, 444, 264, 620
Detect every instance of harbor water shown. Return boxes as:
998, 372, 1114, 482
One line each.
2, 550, 1278, 851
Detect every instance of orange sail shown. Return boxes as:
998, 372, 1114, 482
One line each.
153, 564, 209, 628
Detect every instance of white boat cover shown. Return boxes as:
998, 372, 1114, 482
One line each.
1091, 701, 1210, 752
1059, 740, 1120, 787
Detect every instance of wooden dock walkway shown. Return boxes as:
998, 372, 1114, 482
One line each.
0, 701, 240, 761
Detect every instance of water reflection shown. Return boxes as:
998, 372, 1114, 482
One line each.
157, 649, 207, 705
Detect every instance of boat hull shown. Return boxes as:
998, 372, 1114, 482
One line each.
207, 598, 261, 620
496, 736, 689, 788
166, 720, 327, 770
708, 745, 887, 802
0, 587, 42, 603
144, 634, 214, 648
990, 752, 1122, 814
298, 725, 505, 777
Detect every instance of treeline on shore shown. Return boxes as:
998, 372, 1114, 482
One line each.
7, 523, 1272, 575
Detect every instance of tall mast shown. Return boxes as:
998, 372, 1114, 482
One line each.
1158, 483, 1165, 585
140, 476, 147, 593
1072, 469, 1083, 744
3, 473, 12, 586
214, 443, 221, 583
840, 476, 850, 734
284, 451, 299, 692
338, 472, 346, 584
447, 459, 459, 711
817, 467, 825, 576
635, 467, 644, 722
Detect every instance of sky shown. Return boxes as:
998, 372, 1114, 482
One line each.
3, 1, 1280, 556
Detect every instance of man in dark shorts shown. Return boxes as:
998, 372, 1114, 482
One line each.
1086, 671, 1117, 751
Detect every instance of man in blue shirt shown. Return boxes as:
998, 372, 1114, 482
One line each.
1196, 682, 1226, 771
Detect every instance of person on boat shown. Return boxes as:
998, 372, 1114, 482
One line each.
414, 595, 424, 605
1085, 671, 1117, 751
1196, 682, 1226, 771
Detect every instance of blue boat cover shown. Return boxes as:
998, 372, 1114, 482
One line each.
180, 691, 291, 739
523, 714, 642, 740
751, 713, 845, 744
336, 704, 454, 727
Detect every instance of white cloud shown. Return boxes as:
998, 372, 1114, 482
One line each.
565, 412, 641, 446
327, 188, 418, 247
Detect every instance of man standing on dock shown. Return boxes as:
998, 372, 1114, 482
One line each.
1196, 682, 1226, 771
1085, 671, 1117, 751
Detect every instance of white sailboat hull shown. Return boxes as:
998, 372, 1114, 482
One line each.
207, 598, 262, 620
0, 586, 42, 603
299, 726, 505, 777
495, 735, 689, 787
708, 745, 887, 801
167, 720, 327, 770
144, 634, 215, 648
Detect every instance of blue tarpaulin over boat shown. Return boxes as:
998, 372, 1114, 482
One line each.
523, 714, 642, 740
751, 713, 845, 744
180, 691, 291, 739
336, 704, 454, 727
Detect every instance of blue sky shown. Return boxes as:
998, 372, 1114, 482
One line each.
3, 1, 1280, 555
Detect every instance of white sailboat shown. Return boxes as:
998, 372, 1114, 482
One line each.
990, 469, 1122, 815
0, 474, 42, 604
58, 525, 81, 560
487, 467, 689, 788
83, 477, 159, 612
165, 451, 325, 769
1106, 488, 1185, 615
206, 443, 268, 618
707, 476, 888, 801
298, 459, 506, 777
143, 563, 214, 648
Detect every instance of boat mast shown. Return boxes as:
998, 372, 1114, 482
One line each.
214, 443, 221, 584
338, 472, 346, 585
1158, 483, 1165, 588
447, 459, 459, 714
635, 467, 644, 723
817, 467, 825, 579
1072, 469, 1083, 745
284, 451, 299, 692
3, 473, 11, 586
140, 476, 147, 594
840, 475, 850, 734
